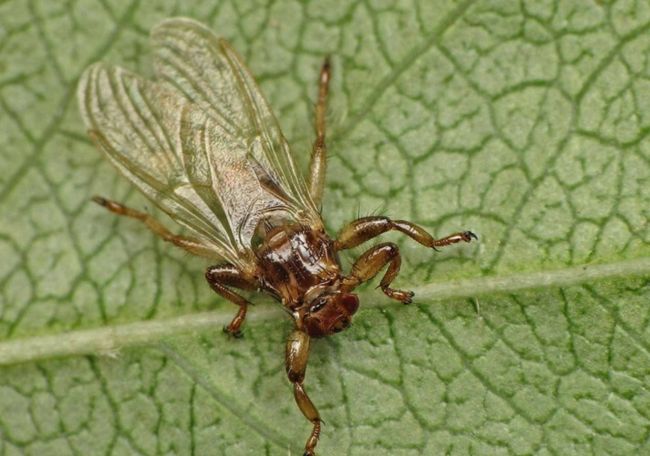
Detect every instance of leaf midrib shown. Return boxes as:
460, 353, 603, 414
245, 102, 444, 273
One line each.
1, 256, 648, 366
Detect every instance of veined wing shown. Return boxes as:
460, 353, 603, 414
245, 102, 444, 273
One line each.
77, 64, 294, 268
150, 18, 321, 225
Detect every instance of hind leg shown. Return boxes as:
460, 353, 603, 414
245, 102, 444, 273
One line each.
307, 58, 331, 208
93, 196, 215, 258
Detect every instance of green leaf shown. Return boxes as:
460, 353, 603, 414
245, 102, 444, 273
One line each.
1, 0, 649, 455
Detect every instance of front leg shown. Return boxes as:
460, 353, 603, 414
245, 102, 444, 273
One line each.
205, 264, 257, 337
335, 216, 477, 251
286, 330, 321, 456
341, 242, 413, 304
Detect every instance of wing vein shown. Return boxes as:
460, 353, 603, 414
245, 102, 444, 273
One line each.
78, 17, 324, 268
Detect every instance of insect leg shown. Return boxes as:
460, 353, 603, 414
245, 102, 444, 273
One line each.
92, 196, 216, 258
307, 58, 331, 208
205, 264, 257, 338
341, 242, 413, 303
285, 330, 321, 456
335, 216, 477, 251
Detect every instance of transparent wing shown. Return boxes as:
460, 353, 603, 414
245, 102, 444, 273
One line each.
150, 18, 320, 221
78, 64, 298, 268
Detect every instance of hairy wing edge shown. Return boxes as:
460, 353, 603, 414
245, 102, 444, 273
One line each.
77, 63, 251, 266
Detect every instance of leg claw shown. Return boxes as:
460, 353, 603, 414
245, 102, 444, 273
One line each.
463, 231, 478, 242
223, 325, 244, 339
382, 287, 414, 304
91, 195, 108, 206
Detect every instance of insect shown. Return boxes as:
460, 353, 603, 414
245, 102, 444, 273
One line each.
77, 17, 477, 456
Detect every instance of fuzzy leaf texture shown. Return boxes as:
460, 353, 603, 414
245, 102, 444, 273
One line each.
1, 1, 649, 455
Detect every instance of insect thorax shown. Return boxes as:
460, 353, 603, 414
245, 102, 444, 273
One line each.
255, 224, 341, 308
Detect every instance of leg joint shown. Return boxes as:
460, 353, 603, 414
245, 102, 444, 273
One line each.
370, 241, 399, 258
287, 371, 305, 384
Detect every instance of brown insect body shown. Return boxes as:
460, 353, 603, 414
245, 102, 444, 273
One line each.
79, 17, 477, 456
254, 223, 358, 337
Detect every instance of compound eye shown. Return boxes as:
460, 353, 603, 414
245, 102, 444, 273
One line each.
341, 293, 359, 314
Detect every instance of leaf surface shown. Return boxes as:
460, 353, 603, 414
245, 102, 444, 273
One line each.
1, 1, 649, 454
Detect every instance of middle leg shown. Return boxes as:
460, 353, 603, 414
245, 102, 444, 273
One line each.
335, 215, 477, 251
205, 264, 257, 337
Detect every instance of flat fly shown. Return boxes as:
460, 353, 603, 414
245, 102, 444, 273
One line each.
77, 17, 477, 456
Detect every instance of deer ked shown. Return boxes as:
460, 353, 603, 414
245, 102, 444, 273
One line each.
78, 17, 477, 456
